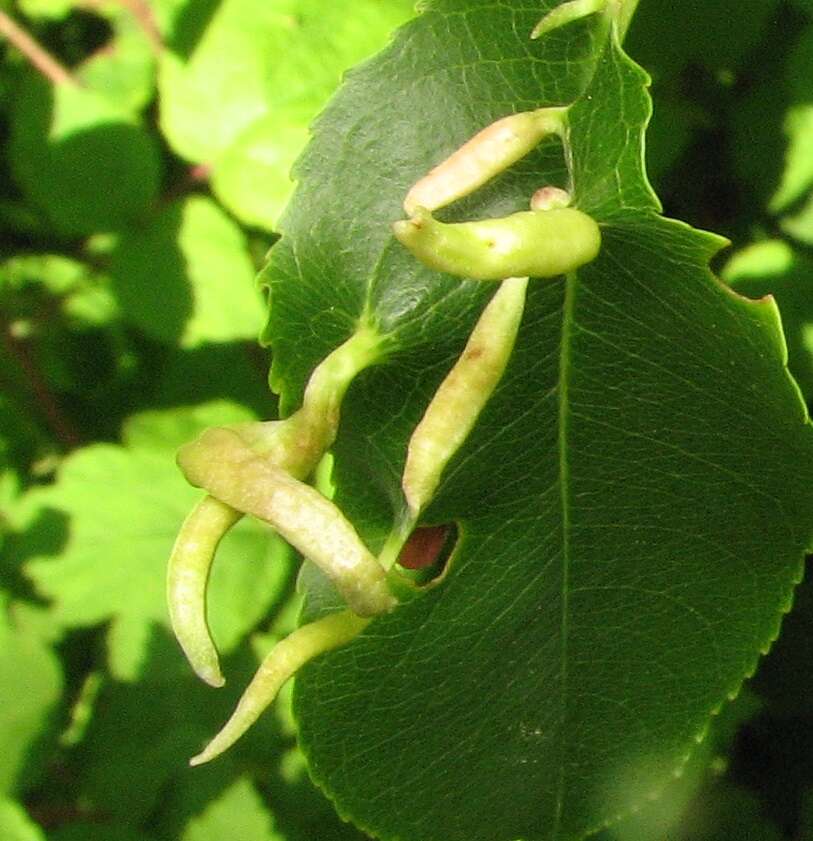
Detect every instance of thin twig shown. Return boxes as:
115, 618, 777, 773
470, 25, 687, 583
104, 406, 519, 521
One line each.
81, 0, 164, 55
0, 9, 77, 86
0, 318, 83, 449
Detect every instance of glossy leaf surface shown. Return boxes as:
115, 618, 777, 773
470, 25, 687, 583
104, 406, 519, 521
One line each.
256, 2, 813, 840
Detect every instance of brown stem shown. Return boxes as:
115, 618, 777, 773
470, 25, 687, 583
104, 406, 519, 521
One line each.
0, 318, 82, 449
0, 10, 77, 86
117, 0, 163, 53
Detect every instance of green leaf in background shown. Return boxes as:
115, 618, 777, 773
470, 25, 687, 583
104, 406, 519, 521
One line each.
208, 110, 309, 232
179, 776, 282, 841
594, 688, 762, 840
0, 594, 62, 796
67, 624, 289, 825
625, 0, 779, 79
8, 73, 161, 236
770, 105, 813, 213
729, 11, 813, 217
157, 0, 415, 228
47, 824, 156, 841
769, 24, 813, 243
624, 0, 782, 188
1, 254, 119, 328
248, 2, 813, 840
668, 781, 785, 841
75, 3, 158, 114
121, 399, 255, 453
15, 0, 72, 20
0, 799, 46, 841
110, 196, 265, 346
723, 239, 813, 401
21, 404, 292, 673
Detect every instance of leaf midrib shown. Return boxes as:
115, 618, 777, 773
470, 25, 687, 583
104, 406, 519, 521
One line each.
553, 271, 576, 837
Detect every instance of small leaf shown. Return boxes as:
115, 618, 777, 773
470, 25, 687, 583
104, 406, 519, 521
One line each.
770, 105, 813, 213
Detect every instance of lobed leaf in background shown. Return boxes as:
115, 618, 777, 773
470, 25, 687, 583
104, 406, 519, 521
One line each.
15, 403, 291, 670
252, 1, 813, 840
156, 0, 417, 229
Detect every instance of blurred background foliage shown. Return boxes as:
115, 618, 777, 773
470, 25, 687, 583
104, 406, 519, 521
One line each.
1, 0, 813, 838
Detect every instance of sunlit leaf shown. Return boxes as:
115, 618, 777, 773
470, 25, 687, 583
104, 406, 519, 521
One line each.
23, 410, 291, 662
180, 776, 283, 841
158, 0, 414, 228
0, 594, 62, 796
9, 73, 161, 236
0, 799, 46, 841
110, 197, 264, 346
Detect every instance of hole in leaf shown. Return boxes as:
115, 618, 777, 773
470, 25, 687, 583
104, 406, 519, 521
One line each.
396, 522, 457, 585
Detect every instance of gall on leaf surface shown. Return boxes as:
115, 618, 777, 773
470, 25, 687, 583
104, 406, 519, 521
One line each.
258, 2, 813, 839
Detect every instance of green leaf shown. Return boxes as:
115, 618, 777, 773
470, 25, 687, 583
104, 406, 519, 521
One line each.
47, 825, 157, 841
146, 343, 274, 418
781, 193, 813, 246
668, 781, 784, 841
1, 254, 119, 327
121, 400, 257, 453
625, 0, 779, 80
8, 73, 161, 236
158, 0, 415, 228
68, 625, 289, 823
75, 4, 158, 114
251, 3, 813, 840
594, 688, 762, 840
0, 799, 46, 841
110, 196, 265, 346
770, 105, 813, 213
208, 110, 310, 231
22, 416, 292, 665
723, 240, 813, 402
0, 594, 63, 796
180, 776, 283, 841
15, 0, 72, 20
